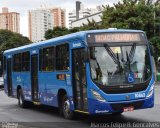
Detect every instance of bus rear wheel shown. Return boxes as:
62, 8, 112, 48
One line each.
18, 89, 30, 108
62, 95, 74, 120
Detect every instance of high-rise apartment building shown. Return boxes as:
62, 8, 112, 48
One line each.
0, 7, 20, 33
68, 10, 77, 29
28, 9, 54, 42
72, 12, 103, 28
76, 1, 81, 20
68, 1, 102, 29
50, 8, 66, 27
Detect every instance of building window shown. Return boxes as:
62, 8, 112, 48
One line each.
56, 43, 69, 71
22, 52, 30, 71
13, 53, 21, 72
39, 46, 55, 71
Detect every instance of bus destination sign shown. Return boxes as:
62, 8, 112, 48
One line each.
87, 33, 145, 43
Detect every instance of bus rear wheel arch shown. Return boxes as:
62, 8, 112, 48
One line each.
58, 89, 74, 119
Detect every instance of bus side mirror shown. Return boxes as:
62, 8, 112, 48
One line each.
149, 42, 154, 56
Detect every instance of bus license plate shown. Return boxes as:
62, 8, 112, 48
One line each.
123, 106, 134, 112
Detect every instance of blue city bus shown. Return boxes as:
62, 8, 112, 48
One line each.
3, 29, 154, 119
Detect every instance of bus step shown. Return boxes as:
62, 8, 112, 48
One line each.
33, 101, 41, 105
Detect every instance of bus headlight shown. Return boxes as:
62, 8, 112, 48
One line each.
91, 89, 106, 102
146, 83, 154, 98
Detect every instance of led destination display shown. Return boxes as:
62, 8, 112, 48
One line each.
87, 33, 146, 43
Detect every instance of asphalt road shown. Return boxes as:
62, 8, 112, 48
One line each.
0, 85, 160, 128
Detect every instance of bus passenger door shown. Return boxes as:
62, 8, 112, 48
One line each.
7, 58, 12, 96
31, 54, 39, 102
72, 48, 88, 111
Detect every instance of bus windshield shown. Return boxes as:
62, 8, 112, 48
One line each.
89, 44, 152, 86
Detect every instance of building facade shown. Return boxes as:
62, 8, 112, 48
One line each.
28, 9, 53, 42
71, 12, 102, 28
69, 8, 92, 29
68, 10, 77, 29
68, 1, 103, 29
0, 7, 20, 33
76, 1, 82, 20
50, 8, 66, 27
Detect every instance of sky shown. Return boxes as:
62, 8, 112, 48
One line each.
0, 0, 120, 37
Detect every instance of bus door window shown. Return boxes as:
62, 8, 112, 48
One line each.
73, 48, 88, 111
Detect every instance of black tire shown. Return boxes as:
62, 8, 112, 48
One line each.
112, 112, 123, 115
61, 95, 74, 120
18, 89, 30, 108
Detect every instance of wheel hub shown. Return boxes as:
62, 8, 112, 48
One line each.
19, 94, 22, 105
63, 100, 70, 115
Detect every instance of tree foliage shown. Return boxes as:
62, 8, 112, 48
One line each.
45, 27, 72, 39
0, 29, 31, 52
44, 20, 100, 40
150, 36, 160, 62
80, 19, 101, 30
101, 0, 159, 38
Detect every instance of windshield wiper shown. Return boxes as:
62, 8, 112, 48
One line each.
124, 43, 136, 69
104, 44, 119, 64
129, 43, 136, 62
126, 51, 131, 71
104, 44, 122, 73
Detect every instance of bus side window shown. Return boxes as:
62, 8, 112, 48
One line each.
13, 53, 21, 72
22, 51, 30, 71
56, 43, 69, 71
39, 46, 55, 72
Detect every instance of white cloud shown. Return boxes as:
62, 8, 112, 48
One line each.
0, 0, 120, 37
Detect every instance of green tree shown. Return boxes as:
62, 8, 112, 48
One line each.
45, 20, 102, 40
150, 36, 160, 62
0, 30, 31, 52
154, 2, 160, 36
79, 19, 101, 31
101, 0, 160, 38
69, 27, 79, 33
44, 29, 54, 40
45, 27, 71, 40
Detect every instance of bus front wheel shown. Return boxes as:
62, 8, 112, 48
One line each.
62, 95, 74, 120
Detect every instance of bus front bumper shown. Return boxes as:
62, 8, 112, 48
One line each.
88, 94, 154, 114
